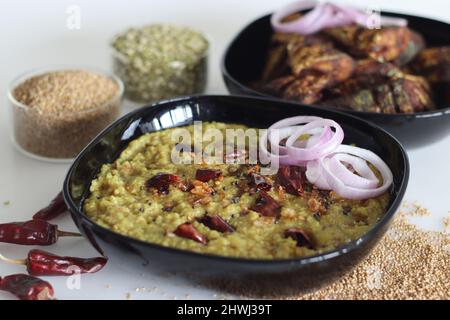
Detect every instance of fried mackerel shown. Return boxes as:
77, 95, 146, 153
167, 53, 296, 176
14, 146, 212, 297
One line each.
263, 34, 355, 104
407, 46, 450, 105
410, 47, 450, 82
324, 25, 425, 65
261, 33, 334, 82
319, 59, 435, 113
258, 24, 435, 114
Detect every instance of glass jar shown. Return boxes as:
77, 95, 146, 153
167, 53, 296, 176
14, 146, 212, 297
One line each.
8, 67, 124, 162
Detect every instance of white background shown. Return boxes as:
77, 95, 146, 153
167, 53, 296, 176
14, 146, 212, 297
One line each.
0, 0, 449, 300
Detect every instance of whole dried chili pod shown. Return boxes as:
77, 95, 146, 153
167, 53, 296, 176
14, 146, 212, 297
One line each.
33, 191, 68, 221
0, 274, 54, 300
0, 250, 107, 276
0, 220, 81, 246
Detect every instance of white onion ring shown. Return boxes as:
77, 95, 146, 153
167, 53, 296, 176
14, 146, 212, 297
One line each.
329, 153, 378, 189
311, 145, 393, 200
260, 116, 393, 200
271, 0, 323, 34
285, 119, 344, 161
259, 116, 323, 166
306, 158, 330, 190
271, 0, 408, 35
306, 126, 333, 148
260, 116, 342, 166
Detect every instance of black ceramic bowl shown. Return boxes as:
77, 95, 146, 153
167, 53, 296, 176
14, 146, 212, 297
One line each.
222, 11, 450, 149
63, 95, 409, 294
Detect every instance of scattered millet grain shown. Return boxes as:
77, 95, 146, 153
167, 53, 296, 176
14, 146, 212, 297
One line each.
444, 216, 450, 231
408, 201, 432, 216
207, 202, 449, 299
11, 70, 122, 159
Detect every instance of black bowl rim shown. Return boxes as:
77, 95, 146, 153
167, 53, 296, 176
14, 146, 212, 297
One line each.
63, 94, 409, 266
221, 10, 450, 119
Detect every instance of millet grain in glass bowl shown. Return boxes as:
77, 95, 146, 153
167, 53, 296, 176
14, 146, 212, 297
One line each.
9, 68, 124, 162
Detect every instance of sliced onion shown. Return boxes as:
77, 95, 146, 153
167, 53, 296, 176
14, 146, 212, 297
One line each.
259, 116, 323, 166
271, 0, 321, 34
260, 117, 343, 167
315, 145, 393, 200
271, 0, 408, 35
260, 116, 393, 200
285, 119, 344, 161
306, 126, 333, 148
328, 153, 378, 189
306, 158, 330, 190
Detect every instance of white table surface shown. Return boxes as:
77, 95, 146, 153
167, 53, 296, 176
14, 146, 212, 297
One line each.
0, 0, 449, 300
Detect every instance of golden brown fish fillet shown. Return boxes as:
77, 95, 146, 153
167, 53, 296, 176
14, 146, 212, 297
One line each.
325, 26, 424, 65
410, 46, 450, 82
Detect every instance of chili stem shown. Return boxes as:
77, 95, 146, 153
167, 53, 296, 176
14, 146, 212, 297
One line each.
0, 253, 27, 266
38, 287, 56, 300
57, 230, 82, 238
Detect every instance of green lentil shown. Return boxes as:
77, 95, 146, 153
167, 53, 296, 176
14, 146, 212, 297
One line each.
112, 24, 209, 103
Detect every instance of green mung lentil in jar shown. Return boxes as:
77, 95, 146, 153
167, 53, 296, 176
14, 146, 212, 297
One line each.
112, 24, 209, 103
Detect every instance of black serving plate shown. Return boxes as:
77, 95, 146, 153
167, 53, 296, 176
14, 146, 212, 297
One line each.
63, 95, 408, 294
222, 11, 450, 149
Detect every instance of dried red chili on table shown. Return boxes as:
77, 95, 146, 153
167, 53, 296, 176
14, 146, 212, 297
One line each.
198, 215, 234, 233
33, 191, 68, 221
0, 250, 107, 276
174, 223, 207, 244
0, 274, 54, 300
0, 220, 81, 246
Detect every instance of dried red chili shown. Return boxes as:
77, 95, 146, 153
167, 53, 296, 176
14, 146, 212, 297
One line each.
174, 223, 207, 244
0, 220, 81, 246
285, 228, 314, 249
198, 215, 234, 233
0, 274, 54, 300
195, 169, 222, 182
276, 166, 305, 195
33, 192, 68, 221
250, 191, 282, 218
0, 250, 107, 276
249, 173, 272, 191
146, 173, 181, 194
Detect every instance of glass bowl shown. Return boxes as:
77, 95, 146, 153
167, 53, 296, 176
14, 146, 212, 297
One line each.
8, 67, 124, 163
